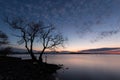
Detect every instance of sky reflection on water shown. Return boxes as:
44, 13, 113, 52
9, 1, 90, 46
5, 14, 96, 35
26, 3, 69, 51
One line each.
10, 54, 120, 80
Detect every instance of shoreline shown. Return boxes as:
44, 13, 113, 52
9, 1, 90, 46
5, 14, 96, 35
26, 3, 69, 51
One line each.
0, 56, 61, 80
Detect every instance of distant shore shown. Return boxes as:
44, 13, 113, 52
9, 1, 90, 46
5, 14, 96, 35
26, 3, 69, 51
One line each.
9, 52, 120, 55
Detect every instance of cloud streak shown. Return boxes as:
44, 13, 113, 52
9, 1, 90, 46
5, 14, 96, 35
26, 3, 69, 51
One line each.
91, 30, 120, 43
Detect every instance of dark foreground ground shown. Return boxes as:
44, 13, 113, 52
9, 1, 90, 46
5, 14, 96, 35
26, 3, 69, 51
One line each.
0, 56, 61, 80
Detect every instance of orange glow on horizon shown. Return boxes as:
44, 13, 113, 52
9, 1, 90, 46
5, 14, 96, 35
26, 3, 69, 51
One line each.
106, 51, 120, 54
15, 44, 120, 54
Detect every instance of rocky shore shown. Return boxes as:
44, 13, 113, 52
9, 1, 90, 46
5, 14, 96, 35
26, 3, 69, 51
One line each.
0, 57, 61, 80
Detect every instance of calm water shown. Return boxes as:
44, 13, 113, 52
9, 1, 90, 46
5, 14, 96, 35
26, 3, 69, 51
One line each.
10, 54, 120, 80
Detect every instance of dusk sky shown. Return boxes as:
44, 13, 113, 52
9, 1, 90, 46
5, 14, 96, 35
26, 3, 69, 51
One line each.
0, 0, 120, 52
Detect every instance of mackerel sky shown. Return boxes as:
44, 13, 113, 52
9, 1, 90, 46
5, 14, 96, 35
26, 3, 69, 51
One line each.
0, 0, 120, 51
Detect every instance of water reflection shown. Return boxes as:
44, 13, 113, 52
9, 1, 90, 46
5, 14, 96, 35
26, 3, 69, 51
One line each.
10, 54, 120, 80
46, 54, 120, 80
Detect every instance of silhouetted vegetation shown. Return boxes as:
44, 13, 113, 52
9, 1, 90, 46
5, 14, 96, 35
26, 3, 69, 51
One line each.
5, 17, 42, 61
0, 30, 8, 46
39, 25, 66, 62
4, 16, 67, 63
0, 47, 12, 56
0, 27, 62, 80
0, 60, 61, 80
0, 30, 11, 56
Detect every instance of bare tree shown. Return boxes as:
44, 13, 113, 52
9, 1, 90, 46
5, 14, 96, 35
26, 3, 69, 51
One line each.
5, 17, 42, 61
0, 30, 8, 46
0, 30, 12, 56
0, 47, 12, 56
39, 25, 66, 62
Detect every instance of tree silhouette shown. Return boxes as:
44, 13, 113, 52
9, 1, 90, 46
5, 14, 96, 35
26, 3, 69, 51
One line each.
0, 30, 12, 56
5, 17, 42, 61
4, 16, 67, 62
0, 47, 12, 56
0, 30, 8, 46
39, 25, 66, 62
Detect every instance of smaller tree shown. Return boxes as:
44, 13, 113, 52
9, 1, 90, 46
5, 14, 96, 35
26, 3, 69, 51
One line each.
0, 30, 11, 56
0, 30, 8, 46
39, 25, 66, 62
0, 47, 12, 56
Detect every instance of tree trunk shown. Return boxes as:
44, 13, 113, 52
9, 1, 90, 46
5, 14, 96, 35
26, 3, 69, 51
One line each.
39, 47, 46, 63
30, 40, 37, 62
30, 52, 37, 61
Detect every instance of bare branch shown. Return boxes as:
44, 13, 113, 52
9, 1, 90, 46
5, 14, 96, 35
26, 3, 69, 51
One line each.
39, 25, 66, 60
5, 16, 43, 61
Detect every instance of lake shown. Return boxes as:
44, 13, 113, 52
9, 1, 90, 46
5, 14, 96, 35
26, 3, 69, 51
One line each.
10, 54, 120, 80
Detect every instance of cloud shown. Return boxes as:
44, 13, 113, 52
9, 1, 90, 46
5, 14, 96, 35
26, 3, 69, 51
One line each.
0, 0, 120, 40
91, 30, 120, 43
80, 47, 120, 54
